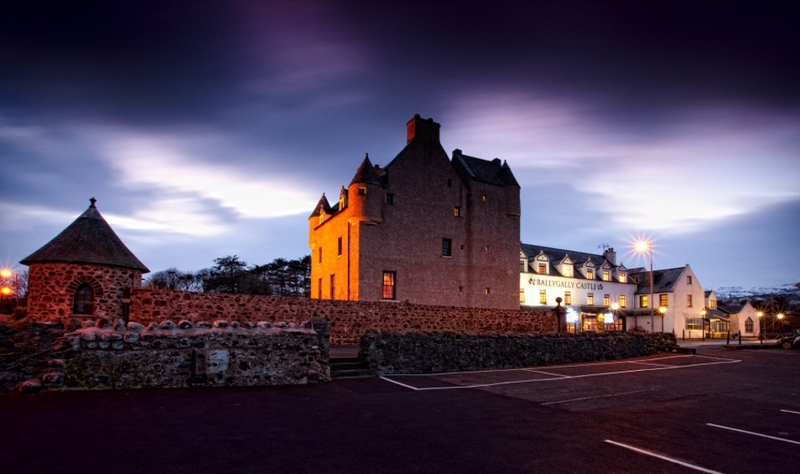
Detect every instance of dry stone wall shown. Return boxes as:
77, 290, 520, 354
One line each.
63, 317, 330, 390
130, 289, 557, 345
360, 331, 678, 374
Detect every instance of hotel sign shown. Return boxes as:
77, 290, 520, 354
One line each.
527, 278, 604, 291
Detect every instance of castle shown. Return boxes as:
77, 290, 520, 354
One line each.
308, 115, 521, 309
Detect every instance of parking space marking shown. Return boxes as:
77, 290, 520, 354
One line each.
520, 368, 571, 378
707, 423, 800, 445
380, 355, 740, 391
605, 440, 724, 473
780, 409, 800, 415
541, 389, 649, 406
628, 360, 675, 367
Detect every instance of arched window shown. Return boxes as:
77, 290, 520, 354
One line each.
73, 283, 94, 315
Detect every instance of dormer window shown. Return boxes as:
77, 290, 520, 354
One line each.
537, 263, 547, 274
618, 272, 626, 283
562, 265, 573, 277
586, 269, 594, 280
602, 270, 610, 281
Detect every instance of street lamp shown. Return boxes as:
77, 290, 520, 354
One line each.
659, 306, 667, 333
700, 308, 707, 341
757, 311, 764, 343
777, 313, 785, 335
634, 240, 655, 333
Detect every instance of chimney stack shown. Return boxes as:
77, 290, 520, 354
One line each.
406, 114, 440, 144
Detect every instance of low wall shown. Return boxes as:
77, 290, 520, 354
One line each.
63, 317, 331, 390
360, 331, 678, 374
130, 289, 558, 345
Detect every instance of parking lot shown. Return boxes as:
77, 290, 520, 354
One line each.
2, 346, 798, 473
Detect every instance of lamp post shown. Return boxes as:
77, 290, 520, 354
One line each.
700, 308, 707, 341
757, 311, 764, 343
635, 240, 654, 333
777, 313, 785, 335
659, 306, 667, 333
0, 268, 13, 315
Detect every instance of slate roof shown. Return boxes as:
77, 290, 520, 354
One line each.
520, 243, 624, 278
630, 267, 685, 294
455, 152, 519, 186
349, 154, 384, 187
20, 198, 150, 272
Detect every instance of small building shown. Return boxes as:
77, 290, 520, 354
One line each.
627, 265, 706, 335
705, 291, 760, 338
520, 244, 636, 332
20, 198, 149, 322
308, 115, 521, 309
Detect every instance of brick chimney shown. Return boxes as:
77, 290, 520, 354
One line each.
603, 247, 617, 265
406, 114, 440, 144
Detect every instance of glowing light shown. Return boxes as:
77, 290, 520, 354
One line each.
777, 313, 785, 320
0, 286, 11, 296
0, 269, 11, 279
566, 306, 579, 323
610, 302, 620, 311
605, 312, 614, 323
659, 307, 667, 315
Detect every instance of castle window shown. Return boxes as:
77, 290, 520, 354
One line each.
659, 294, 669, 307
587, 269, 594, 280
442, 238, 452, 257
317, 278, 322, 299
587, 293, 594, 305
485, 287, 491, 295
447, 179, 452, 188
453, 206, 461, 217
357, 187, 366, 196
337, 237, 342, 256
73, 283, 94, 315
481, 194, 487, 201
385, 193, 394, 205
602, 270, 610, 281
564, 291, 572, 305
329, 274, 335, 299
539, 290, 547, 304
382, 271, 396, 299
318, 247, 322, 264
484, 245, 490, 253
620, 295, 627, 308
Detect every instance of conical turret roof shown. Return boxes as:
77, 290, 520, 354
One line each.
349, 154, 383, 186
20, 198, 150, 272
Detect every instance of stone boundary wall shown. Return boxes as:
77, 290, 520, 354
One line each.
130, 289, 558, 345
63, 317, 331, 390
360, 331, 678, 374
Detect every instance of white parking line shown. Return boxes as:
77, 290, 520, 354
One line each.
781, 409, 800, 415
605, 440, 724, 473
707, 423, 800, 445
541, 389, 649, 406
520, 368, 571, 378
379, 357, 740, 391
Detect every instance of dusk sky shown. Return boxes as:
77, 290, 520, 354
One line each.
1, 1, 798, 289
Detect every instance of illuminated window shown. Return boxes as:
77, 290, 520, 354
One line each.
745, 317, 754, 333
454, 206, 461, 217
709, 299, 717, 309
337, 237, 342, 256
603, 294, 610, 306
587, 293, 594, 305
539, 290, 547, 304
587, 269, 594, 280
73, 283, 93, 315
686, 317, 702, 330
538, 263, 547, 274
564, 291, 572, 305
484, 245, 490, 253
562, 265, 573, 277
602, 270, 610, 281
481, 194, 487, 201
442, 238, 452, 257
329, 274, 335, 299
382, 271, 396, 299
385, 193, 394, 205
485, 287, 491, 295
519, 288, 525, 303
619, 295, 627, 308
619, 273, 626, 283
659, 294, 668, 307
687, 294, 693, 307
640, 295, 649, 308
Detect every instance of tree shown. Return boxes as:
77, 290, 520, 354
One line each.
146, 268, 202, 291
202, 255, 249, 293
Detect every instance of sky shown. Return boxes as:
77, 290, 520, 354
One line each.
1, 1, 798, 289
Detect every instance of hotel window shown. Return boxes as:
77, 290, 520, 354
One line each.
453, 206, 461, 217
539, 290, 547, 304
337, 237, 342, 256
538, 263, 547, 274
659, 294, 668, 307
519, 288, 525, 303
385, 193, 394, 205
329, 274, 335, 299
619, 273, 626, 283
564, 291, 572, 305
442, 238, 452, 257
382, 271, 396, 300
709, 299, 717, 309
587, 293, 594, 305
586, 269, 594, 280
687, 275, 693, 284
603, 294, 610, 306
687, 294, 693, 307
745, 317, 754, 333
640, 295, 649, 308
73, 283, 94, 315
686, 317, 702, 330
619, 295, 627, 308
562, 265, 573, 277
602, 270, 610, 281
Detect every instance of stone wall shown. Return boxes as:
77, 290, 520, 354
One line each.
130, 289, 558, 345
63, 317, 330, 390
360, 331, 678, 374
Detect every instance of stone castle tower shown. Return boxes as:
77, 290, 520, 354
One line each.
21, 198, 150, 322
309, 115, 521, 309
